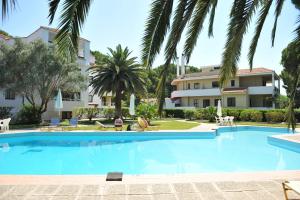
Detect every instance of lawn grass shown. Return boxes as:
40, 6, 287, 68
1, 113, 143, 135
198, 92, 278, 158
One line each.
149, 119, 200, 130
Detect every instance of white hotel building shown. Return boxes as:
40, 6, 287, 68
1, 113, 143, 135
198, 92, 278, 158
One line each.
0, 26, 112, 120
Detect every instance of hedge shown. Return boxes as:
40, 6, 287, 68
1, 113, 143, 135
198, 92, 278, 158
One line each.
163, 108, 300, 123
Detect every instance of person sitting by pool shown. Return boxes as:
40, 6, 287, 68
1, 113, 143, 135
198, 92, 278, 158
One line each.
137, 117, 148, 131
114, 117, 123, 131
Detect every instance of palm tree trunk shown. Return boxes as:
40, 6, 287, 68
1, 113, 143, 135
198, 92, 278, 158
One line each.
115, 90, 122, 118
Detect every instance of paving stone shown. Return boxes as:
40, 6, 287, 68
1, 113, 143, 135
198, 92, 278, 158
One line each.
51, 196, 77, 200
10, 185, 37, 195
151, 184, 172, 194
268, 190, 286, 200
128, 184, 150, 195
127, 194, 152, 200
55, 185, 80, 196
77, 196, 103, 200
176, 192, 202, 200
0, 195, 25, 200
80, 185, 100, 195
102, 195, 126, 200
215, 181, 261, 192
200, 192, 226, 200
172, 183, 196, 193
222, 191, 252, 200
153, 194, 177, 200
194, 183, 218, 193
25, 196, 53, 200
256, 181, 282, 191
244, 190, 276, 200
0, 185, 14, 197
104, 185, 126, 195
33, 185, 59, 195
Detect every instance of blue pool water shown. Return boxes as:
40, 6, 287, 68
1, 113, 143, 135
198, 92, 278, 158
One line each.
0, 127, 299, 174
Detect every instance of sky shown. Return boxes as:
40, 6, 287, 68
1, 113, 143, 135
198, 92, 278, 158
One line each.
0, 0, 299, 76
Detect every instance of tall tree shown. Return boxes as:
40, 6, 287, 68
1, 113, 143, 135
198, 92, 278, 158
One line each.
89, 44, 146, 118
280, 41, 300, 131
0, 39, 85, 120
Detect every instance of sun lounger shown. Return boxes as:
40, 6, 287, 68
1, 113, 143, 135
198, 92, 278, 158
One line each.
282, 181, 300, 200
96, 121, 114, 128
229, 116, 235, 126
50, 118, 60, 127
69, 118, 78, 127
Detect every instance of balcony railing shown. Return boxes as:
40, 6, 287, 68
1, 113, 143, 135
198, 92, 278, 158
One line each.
171, 88, 221, 98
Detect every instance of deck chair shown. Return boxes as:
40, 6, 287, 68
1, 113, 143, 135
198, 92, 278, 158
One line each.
50, 118, 60, 127
96, 121, 114, 128
0, 118, 11, 131
282, 181, 300, 200
69, 118, 78, 127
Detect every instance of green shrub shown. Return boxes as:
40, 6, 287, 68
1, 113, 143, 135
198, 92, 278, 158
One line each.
136, 103, 157, 124
184, 110, 196, 120
240, 110, 252, 121
223, 109, 241, 120
295, 109, 300, 122
249, 110, 263, 122
164, 109, 185, 118
16, 105, 41, 124
265, 110, 285, 123
195, 109, 205, 120
73, 107, 100, 121
103, 108, 115, 119
204, 106, 216, 122
0, 107, 12, 119
121, 107, 130, 119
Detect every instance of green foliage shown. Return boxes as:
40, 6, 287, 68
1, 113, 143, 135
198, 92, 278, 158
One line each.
204, 106, 216, 122
0, 107, 12, 119
184, 109, 196, 120
103, 108, 115, 119
73, 107, 100, 121
265, 110, 285, 123
89, 45, 146, 118
249, 110, 263, 122
0, 39, 85, 117
164, 109, 185, 118
121, 107, 130, 119
195, 109, 205, 120
275, 95, 289, 109
223, 108, 241, 120
240, 110, 252, 121
0, 29, 11, 37
136, 103, 157, 124
16, 105, 41, 125
91, 50, 108, 65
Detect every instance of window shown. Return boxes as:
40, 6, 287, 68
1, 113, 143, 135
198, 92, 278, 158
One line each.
194, 83, 200, 89
61, 92, 81, 101
88, 95, 93, 102
193, 99, 199, 107
5, 89, 15, 100
212, 81, 219, 88
214, 99, 220, 107
187, 83, 190, 89
101, 97, 107, 106
227, 97, 236, 107
203, 99, 210, 108
48, 32, 55, 43
231, 80, 235, 87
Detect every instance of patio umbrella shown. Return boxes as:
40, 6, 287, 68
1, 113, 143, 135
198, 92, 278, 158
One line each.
55, 89, 63, 119
217, 100, 222, 117
129, 94, 135, 116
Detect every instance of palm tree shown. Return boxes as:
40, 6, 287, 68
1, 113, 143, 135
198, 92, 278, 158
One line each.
141, 0, 300, 116
89, 44, 146, 118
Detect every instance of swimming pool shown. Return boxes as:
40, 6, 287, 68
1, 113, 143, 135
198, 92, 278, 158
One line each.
0, 126, 299, 175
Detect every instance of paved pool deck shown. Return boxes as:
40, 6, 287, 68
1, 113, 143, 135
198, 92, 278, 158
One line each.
1, 176, 300, 200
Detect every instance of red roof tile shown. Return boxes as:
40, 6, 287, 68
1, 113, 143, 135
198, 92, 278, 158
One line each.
237, 68, 273, 75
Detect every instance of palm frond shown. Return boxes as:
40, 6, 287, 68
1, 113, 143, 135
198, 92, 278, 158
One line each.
55, 0, 93, 56
183, 0, 212, 62
220, 0, 259, 87
164, 0, 197, 63
48, 0, 61, 24
1, 0, 16, 20
208, 0, 218, 37
294, 15, 300, 44
141, 0, 174, 67
248, 0, 272, 69
156, 65, 168, 116
271, 0, 285, 46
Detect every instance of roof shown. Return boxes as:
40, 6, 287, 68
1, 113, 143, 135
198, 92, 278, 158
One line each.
172, 67, 276, 84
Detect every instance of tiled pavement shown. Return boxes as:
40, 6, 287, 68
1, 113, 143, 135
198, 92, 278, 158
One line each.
0, 180, 300, 200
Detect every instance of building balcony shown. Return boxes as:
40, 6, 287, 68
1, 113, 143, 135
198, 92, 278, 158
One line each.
171, 88, 221, 98
248, 86, 274, 95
